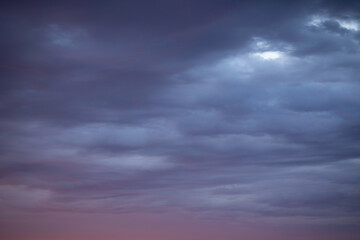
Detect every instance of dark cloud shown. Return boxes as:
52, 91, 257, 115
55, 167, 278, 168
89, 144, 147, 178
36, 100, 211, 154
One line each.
1, 0, 360, 239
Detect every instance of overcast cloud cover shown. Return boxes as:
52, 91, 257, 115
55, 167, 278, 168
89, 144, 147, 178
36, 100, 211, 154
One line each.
0, 0, 360, 240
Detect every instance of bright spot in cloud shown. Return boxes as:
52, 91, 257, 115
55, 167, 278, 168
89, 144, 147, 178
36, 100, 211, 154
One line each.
309, 15, 326, 27
308, 15, 359, 31
253, 51, 283, 60
337, 20, 359, 31
252, 37, 270, 50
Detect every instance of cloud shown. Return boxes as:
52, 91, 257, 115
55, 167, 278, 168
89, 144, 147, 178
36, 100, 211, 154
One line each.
1, 0, 360, 239
0, 185, 52, 210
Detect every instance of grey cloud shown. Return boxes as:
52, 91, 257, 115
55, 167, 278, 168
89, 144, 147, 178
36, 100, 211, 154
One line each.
1, 1, 360, 238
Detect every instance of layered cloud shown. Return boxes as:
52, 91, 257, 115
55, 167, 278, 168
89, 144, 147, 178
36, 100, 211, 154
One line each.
0, 0, 360, 239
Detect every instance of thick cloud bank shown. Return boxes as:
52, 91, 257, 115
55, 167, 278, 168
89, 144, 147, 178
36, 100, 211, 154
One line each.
1, 0, 360, 239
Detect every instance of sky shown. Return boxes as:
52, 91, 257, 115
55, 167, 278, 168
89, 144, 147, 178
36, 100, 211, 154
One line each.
0, 0, 360, 239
